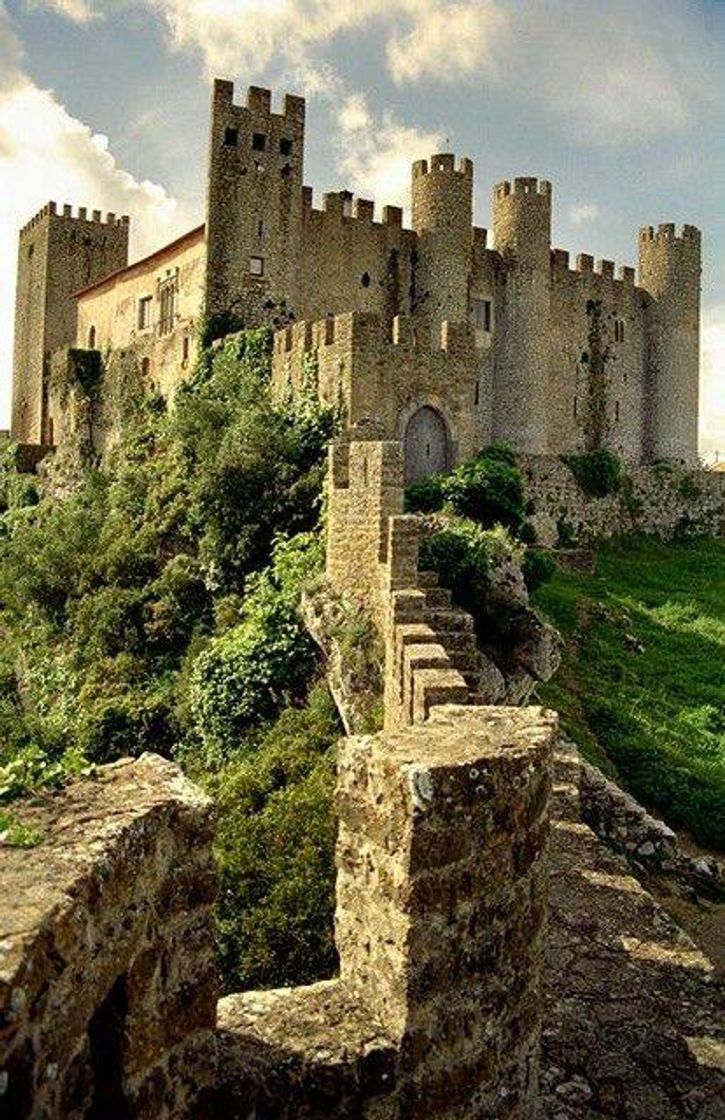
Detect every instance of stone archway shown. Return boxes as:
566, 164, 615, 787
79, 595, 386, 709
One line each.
404, 405, 450, 483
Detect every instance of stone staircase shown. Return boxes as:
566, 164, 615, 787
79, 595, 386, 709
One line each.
386, 568, 506, 729
418, 569, 505, 706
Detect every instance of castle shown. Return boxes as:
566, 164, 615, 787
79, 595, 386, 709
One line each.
11, 79, 702, 476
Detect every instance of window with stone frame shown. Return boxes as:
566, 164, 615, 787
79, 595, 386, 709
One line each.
250, 256, 264, 277
138, 295, 153, 331
158, 272, 179, 336
472, 298, 492, 332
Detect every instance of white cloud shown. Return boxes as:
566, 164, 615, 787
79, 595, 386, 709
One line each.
0, 5, 186, 426
337, 93, 442, 211
386, 1, 507, 84
28, 0, 100, 22
38, 1, 716, 142
700, 306, 725, 461
569, 202, 600, 225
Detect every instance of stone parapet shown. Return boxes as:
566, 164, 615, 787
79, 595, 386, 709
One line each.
207, 703, 556, 1119
0, 754, 217, 1119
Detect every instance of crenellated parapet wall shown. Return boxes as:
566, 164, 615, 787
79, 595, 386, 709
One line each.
0, 754, 217, 1119
19, 201, 130, 237
272, 312, 479, 463
210, 703, 555, 1119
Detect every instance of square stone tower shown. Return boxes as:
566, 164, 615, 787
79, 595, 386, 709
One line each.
204, 81, 306, 335
11, 203, 129, 444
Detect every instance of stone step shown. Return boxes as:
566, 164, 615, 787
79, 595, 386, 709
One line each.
438, 630, 478, 656
425, 607, 475, 634
417, 569, 440, 589
445, 650, 480, 673
424, 587, 452, 609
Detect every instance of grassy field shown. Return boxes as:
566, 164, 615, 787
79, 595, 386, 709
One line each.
532, 536, 725, 849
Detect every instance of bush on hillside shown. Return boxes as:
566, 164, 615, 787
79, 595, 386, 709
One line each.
209, 681, 339, 992
189, 532, 323, 766
404, 473, 445, 513
521, 547, 557, 593
404, 444, 525, 532
419, 519, 522, 623
562, 448, 623, 498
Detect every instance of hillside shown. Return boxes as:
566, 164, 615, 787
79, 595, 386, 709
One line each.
533, 537, 725, 849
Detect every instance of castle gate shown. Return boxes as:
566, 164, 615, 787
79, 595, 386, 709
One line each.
404, 405, 450, 482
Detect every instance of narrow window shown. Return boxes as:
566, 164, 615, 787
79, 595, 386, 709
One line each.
615, 400, 620, 422
474, 381, 480, 406
27, 243, 34, 259
224, 127, 239, 147
141, 356, 151, 378
257, 220, 265, 240
88, 325, 96, 349
182, 335, 190, 364
361, 272, 371, 288
280, 137, 293, 156
157, 272, 178, 336
615, 318, 625, 343
250, 256, 264, 277
252, 132, 267, 151
472, 299, 492, 332
138, 296, 153, 331
574, 396, 578, 419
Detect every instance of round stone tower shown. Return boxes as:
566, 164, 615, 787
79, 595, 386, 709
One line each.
638, 223, 701, 463
411, 154, 473, 339
491, 177, 552, 455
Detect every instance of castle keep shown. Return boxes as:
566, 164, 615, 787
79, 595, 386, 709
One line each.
11, 80, 702, 473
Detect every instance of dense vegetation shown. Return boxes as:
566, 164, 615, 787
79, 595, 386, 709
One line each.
534, 536, 725, 849
0, 329, 341, 991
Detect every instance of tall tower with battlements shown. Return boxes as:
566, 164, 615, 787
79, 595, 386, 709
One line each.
204, 80, 306, 334
639, 223, 701, 462
492, 177, 552, 455
11, 203, 129, 444
411, 154, 473, 341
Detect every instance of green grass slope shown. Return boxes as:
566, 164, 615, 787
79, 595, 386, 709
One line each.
533, 536, 725, 849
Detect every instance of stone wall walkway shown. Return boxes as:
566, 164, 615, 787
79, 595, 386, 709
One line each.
541, 741, 725, 1120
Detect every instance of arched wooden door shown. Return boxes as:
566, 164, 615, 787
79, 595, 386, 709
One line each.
404, 406, 450, 482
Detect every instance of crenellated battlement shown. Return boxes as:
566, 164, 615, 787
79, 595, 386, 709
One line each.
20, 201, 130, 237
639, 222, 701, 248
550, 248, 636, 288
273, 312, 474, 363
412, 153, 473, 180
212, 78, 305, 124
301, 187, 408, 231
495, 177, 552, 200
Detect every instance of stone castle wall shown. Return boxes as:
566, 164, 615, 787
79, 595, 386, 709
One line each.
75, 225, 206, 405
12, 204, 129, 444
522, 456, 725, 544
209, 704, 555, 1119
13, 81, 702, 468
272, 313, 481, 462
0, 754, 217, 1119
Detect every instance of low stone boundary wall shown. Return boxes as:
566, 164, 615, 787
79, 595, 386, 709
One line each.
206, 703, 555, 1119
575, 742, 724, 888
0, 754, 217, 1119
522, 456, 725, 545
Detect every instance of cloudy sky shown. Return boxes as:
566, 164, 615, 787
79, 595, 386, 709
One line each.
0, 0, 723, 455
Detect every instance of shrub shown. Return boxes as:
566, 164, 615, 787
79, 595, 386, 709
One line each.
522, 548, 557, 593
210, 682, 339, 992
419, 520, 521, 619
562, 448, 623, 498
189, 532, 323, 764
441, 446, 525, 531
405, 473, 445, 513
